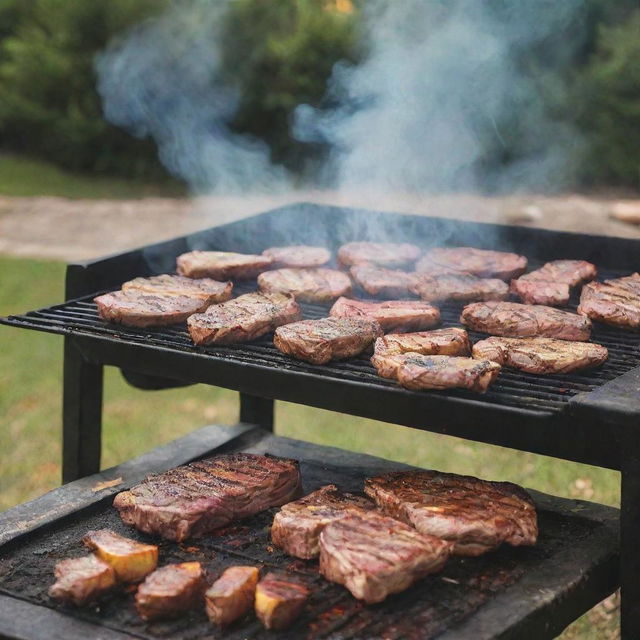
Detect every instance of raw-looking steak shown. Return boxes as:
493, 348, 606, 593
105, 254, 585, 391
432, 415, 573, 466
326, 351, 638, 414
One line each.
411, 273, 509, 302
373, 328, 471, 357
257, 268, 351, 303
416, 247, 527, 280
122, 274, 233, 304
177, 250, 273, 279
338, 242, 421, 268
262, 246, 331, 268
350, 265, 419, 298
578, 274, 640, 329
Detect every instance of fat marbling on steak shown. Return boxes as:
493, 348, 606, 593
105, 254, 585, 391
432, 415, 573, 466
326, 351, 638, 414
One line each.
187, 291, 301, 345
461, 301, 592, 341
364, 470, 538, 556
113, 453, 302, 541
373, 328, 471, 357
337, 241, 421, 268
48, 555, 117, 606
122, 274, 233, 304
262, 245, 331, 268
319, 512, 452, 604
271, 484, 376, 559
416, 247, 527, 280
257, 267, 351, 303
177, 250, 273, 279
330, 297, 440, 333
578, 273, 640, 329
472, 336, 608, 374
274, 317, 383, 365
350, 264, 419, 298
411, 273, 509, 303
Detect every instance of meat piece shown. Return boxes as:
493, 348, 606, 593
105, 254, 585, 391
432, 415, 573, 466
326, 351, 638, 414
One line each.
461, 301, 592, 341
121, 274, 233, 304
113, 453, 302, 541
187, 292, 301, 346
350, 265, 418, 298
176, 250, 273, 280
262, 246, 331, 268
255, 572, 309, 630
371, 353, 500, 392
205, 566, 259, 627
271, 484, 376, 559
472, 336, 608, 374
416, 247, 527, 280
338, 242, 421, 268
135, 562, 205, 621
364, 470, 538, 557
319, 512, 452, 604
330, 297, 440, 333
48, 555, 116, 606
95, 290, 209, 328
412, 273, 509, 302
257, 268, 351, 303
509, 280, 570, 307
274, 317, 383, 365
373, 328, 470, 357
82, 529, 158, 583
578, 275, 640, 329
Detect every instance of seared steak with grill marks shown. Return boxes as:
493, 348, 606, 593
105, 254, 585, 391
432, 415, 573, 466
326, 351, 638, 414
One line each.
330, 297, 440, 333
177, 250, 273, 279
472, 336, 608, 374
258, 268, 351, 303
187, 292, 301, 345
262, 246, 331, 268
122, 274, 233, 304
205, 566, 259, 627
510, 280, 570, 306
319, 512, 452, 604
113, 453, 302, 541
461, 301, 592, 341
365, 470, 538, 556
350, 265, 418, 298
271, 484, 375, 559
416, 247, 527, 280
411, 273, 509, 302
373, 328, 470, 357
49, 555, 116, 605
255, 573, 309, 630
274, 317, 383, 365
578, 274, 640, 329
338, 242, 421, 268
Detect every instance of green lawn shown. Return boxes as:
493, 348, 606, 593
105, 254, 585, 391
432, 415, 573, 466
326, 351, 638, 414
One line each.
0, 255, 620, 637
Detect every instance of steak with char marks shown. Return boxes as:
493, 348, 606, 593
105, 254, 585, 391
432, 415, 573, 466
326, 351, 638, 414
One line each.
338, 242, 421, 268
258, 268, 351, 303
373, 328, 470, 357
255, 573, 309, 630
416, 247, 527, 280
578, 273, 640, 329
411, 273, 509, 302
122, 274, 233, 304
350, 265, 418, 298
177, 250, 273, 280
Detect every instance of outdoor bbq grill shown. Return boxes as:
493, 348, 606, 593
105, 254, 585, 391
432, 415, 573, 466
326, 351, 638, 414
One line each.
2, 202, 640, 638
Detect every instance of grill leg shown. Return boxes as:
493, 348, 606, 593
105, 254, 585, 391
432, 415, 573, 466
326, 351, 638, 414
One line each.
239, 393, 274, 432
62, 338, 104, 483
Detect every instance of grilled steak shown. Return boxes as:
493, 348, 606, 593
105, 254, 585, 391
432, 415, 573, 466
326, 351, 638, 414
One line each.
135, 562, 205, 621
49, 555, 116, 606
365, 470, 538, 556
472, 336, 608, 374
461, 301, 592, 341
82, 529, 158, 583
371, 353, 501, 392
578, 274, 640, 329
176, 250, 273, 280
255, 572, 309, 630
412, 273, 509, 302
258, 268, 352, 303
262, 246, 331, 268
373, 328, 471, 357
319, 512, 452, 604
338, 242, 421, 268
330, 297, 440, 333
271, 484, 376, 559
274, 317, 383, 365
95, 290, 210, 328
510, 280, 570, 307
416, 247, 527, 280
187, 292, 301, 345
350, 264, 418, 298
122, 274, 233, 304
205, 566, 259, 627
113, 453, 302, 541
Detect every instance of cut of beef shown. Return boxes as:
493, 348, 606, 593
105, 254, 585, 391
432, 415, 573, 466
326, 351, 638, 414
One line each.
113, 453, 302, 541
330, 297, 440, 333
274, 317, 383, 365
337, 242, 421, 268
350, 265, 418, 298
472, 336, 608, 374
364, 470, 538, 556
319, 512, 452, 604
461, 301, 592, 341
48, 555, 116, 606
509, 280, 570, 307
122, 274, 233, 304
411, 273, 509, 302
416, 247, 527, 280
257, 268, 351, 303
271, 484, 376, 559
262, 246, 331, 268
205, 566, 259, 627
255, 573, 309, 630
187, 292, 301, 345
176, 250, 273, 280
373, 328, 471, 357
578, 274, 640, 329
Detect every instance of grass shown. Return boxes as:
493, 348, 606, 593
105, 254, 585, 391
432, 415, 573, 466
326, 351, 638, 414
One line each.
0, 255, 620, 638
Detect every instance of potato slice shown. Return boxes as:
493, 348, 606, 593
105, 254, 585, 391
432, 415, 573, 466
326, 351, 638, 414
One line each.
255, 572, 309, 630
49, 555, 116, 605
205, 565, 259, 626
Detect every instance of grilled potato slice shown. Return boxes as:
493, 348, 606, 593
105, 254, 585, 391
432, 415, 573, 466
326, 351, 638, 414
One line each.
49, 555, 117, 605
205, 566, 259, 626
255, 572, 309, 630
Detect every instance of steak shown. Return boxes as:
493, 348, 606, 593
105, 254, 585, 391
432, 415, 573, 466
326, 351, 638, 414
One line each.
135, 562, 205, 621
273, 317, 383, 365
364, 470, 538, 556
416, 247, 527, 280
330, 297, 440, 333
411, 273, 509, 302
187, 292, 301, 345
257, 268, 352, 303
48, 555, 117, 606
338, 241, 421, 268
255, 572, 309, 630
509, 280, 570, 307
319, 512, 452, 604
262, 245, 331, 268
578, 274, 640, 329
205, 566, 259, 627
122, 274, 233, 304
472, 336, 608, 374
176, 250, 273, 279
271, 484, 376, 559
350, 264, 418, 298
461, 301, 592, 341
373, 328, 471, 357
113, 453, 302, 541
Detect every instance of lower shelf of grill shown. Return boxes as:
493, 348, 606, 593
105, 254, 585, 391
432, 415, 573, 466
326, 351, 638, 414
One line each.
0, 424, 619, 640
